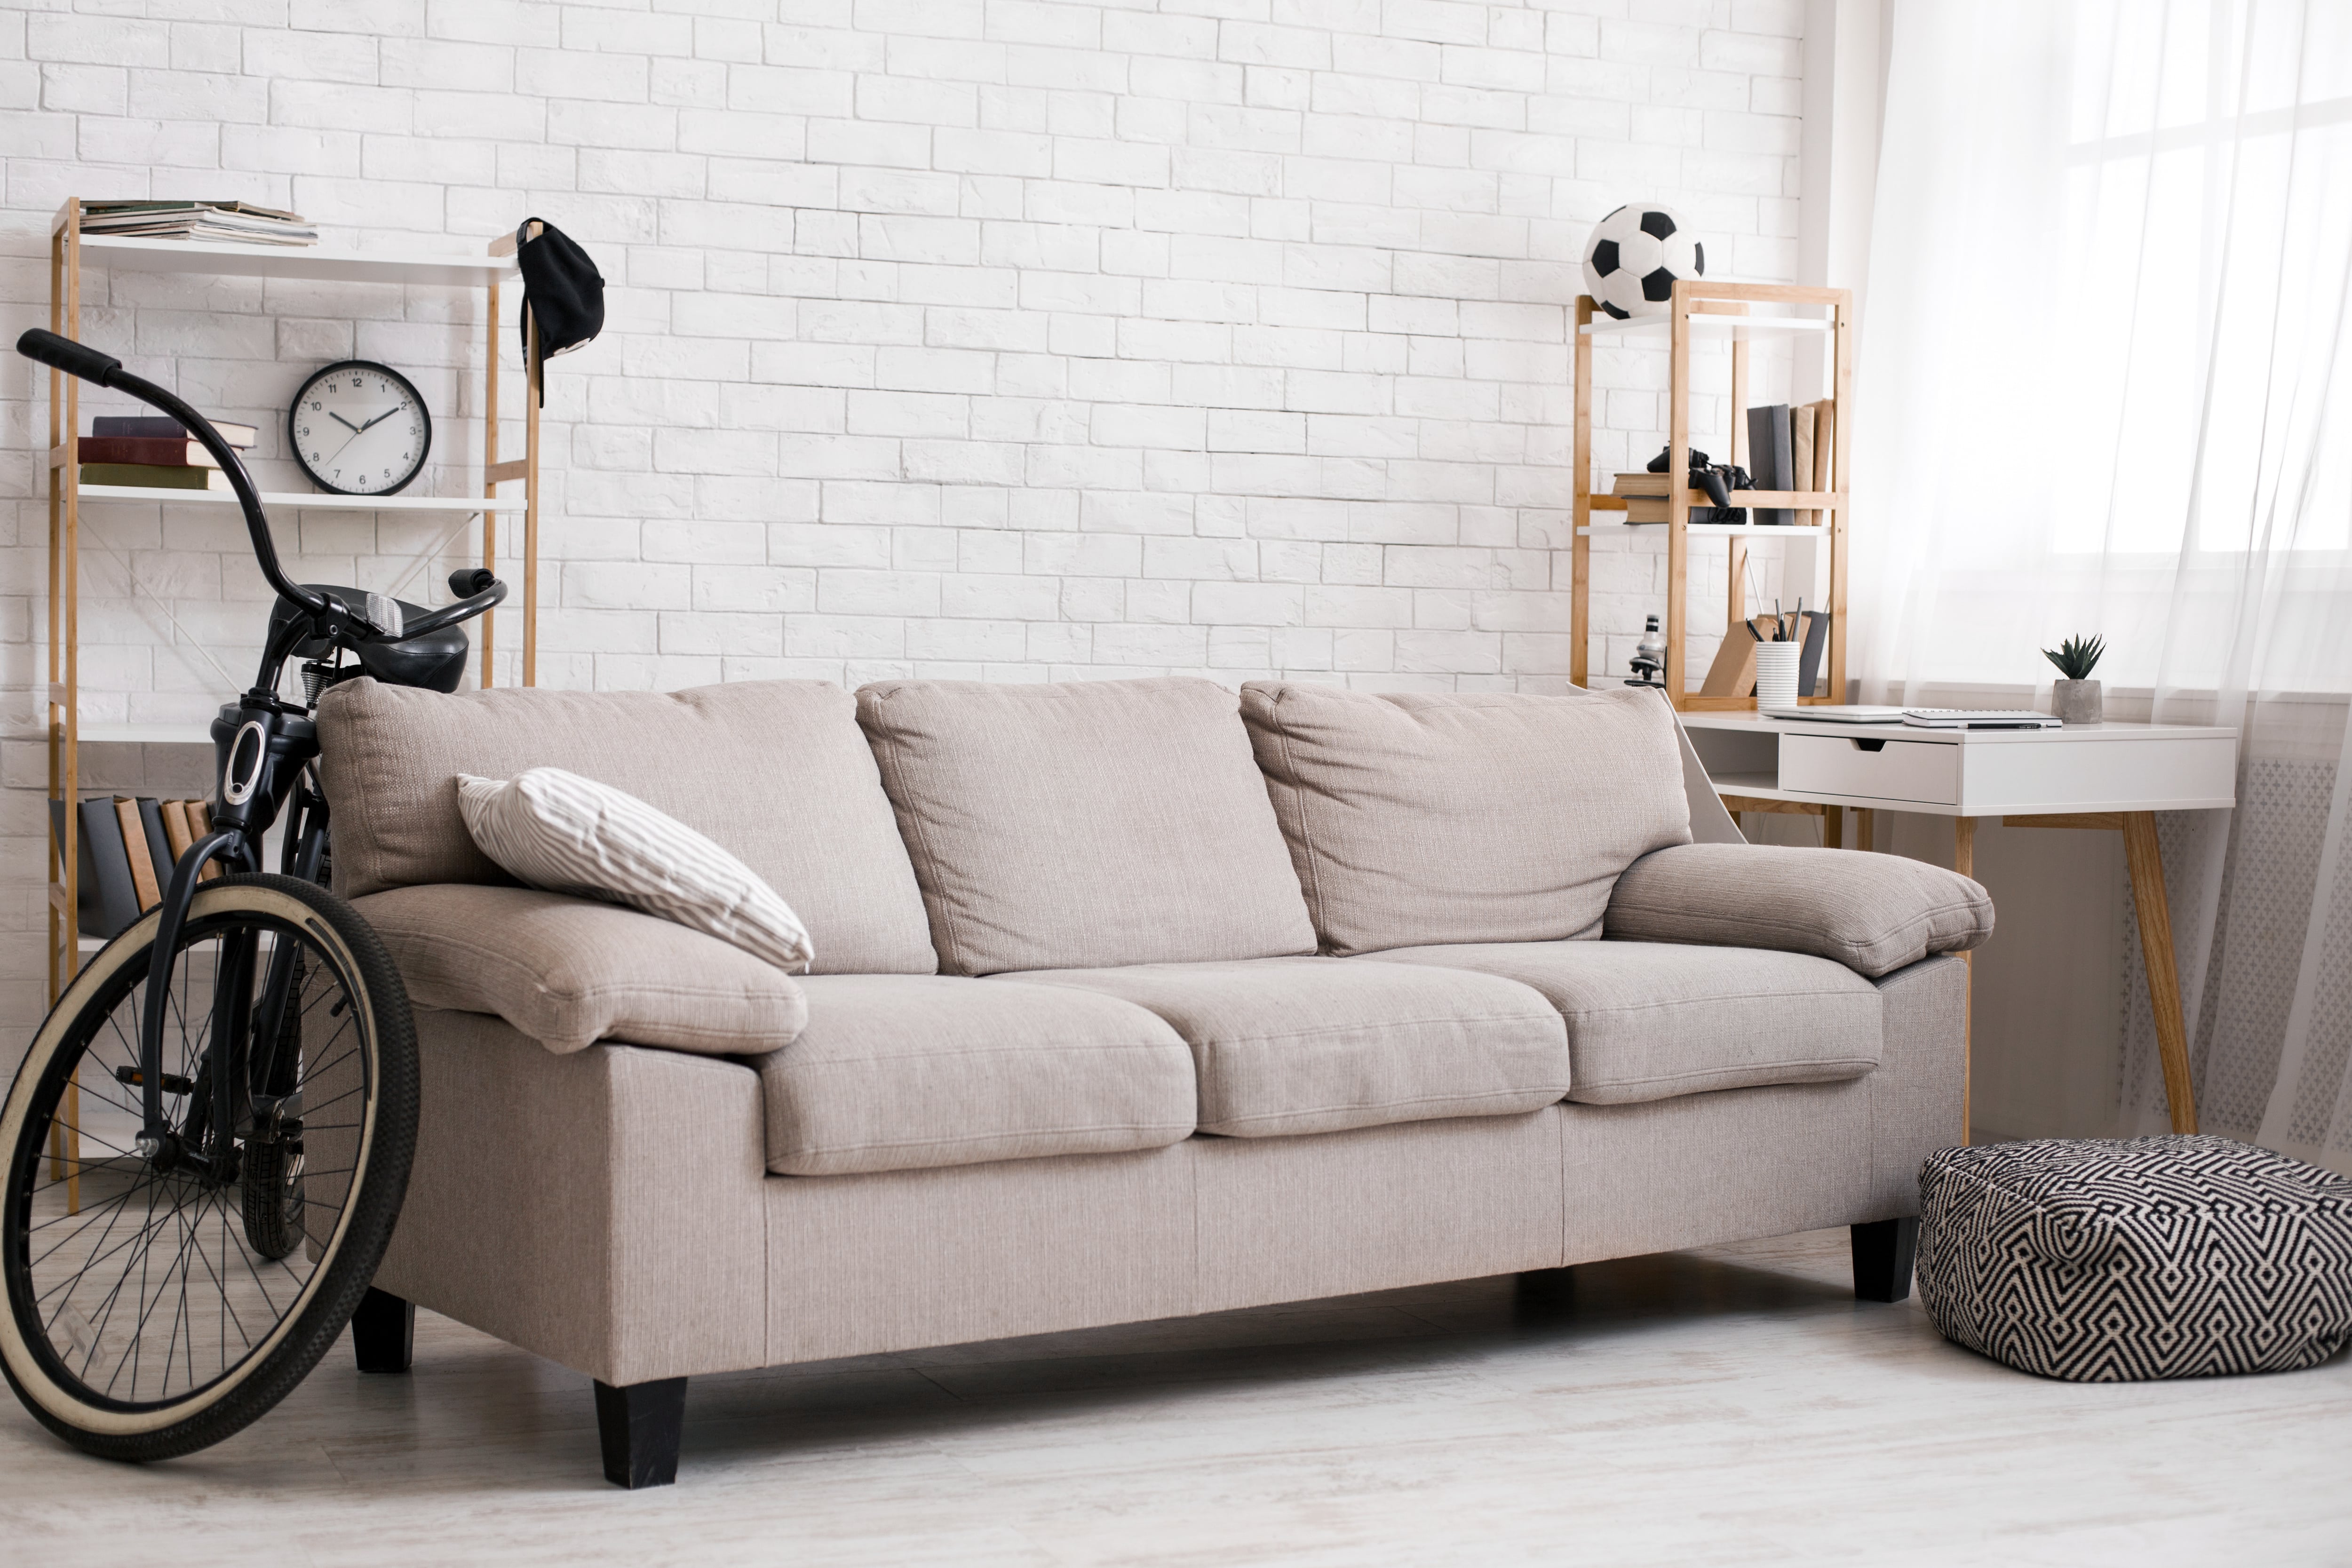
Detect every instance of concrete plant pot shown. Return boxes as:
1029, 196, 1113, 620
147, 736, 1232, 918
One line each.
2053, 679, 2103, 724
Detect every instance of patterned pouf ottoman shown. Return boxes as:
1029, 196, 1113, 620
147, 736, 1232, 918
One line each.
1918, 1135, 2352, 1381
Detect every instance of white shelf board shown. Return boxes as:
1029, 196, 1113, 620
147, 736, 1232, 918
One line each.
79, 234, 514, 287
74, 724, 215, 745
1580, 520, 1829, 538
78, 484, 524, 512
1581, 315, 1834, 339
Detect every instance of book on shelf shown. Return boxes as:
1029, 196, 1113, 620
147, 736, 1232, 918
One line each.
79, 463, 234, 492
138, 801, 176, 899
94, 414, 258, 448
48, 799, 105, 938
77, 437, 223, 469
161, 799, 196, 866
1811, 398, 1835, 508
49, 796, 223, 939
1790, 405, 1817, 526
79, 199, 317, 247
50, 797, 140, 939
114, 798, 163, 912
1746, 405, 1795, 525
1796, 609, 1830, 698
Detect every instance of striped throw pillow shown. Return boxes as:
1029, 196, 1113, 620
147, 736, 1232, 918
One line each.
455, 767, 813, 972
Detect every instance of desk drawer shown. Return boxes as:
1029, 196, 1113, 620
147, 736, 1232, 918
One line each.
1781, 734, 1958, 804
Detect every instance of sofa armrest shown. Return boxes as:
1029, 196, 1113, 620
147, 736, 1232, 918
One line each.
352, 883, 807, 1055
1603, 843, 1993, 977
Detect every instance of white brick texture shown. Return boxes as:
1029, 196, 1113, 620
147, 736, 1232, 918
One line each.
0, 0, 1808, 1039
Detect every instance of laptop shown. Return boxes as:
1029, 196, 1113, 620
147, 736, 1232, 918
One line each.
1759, 705, 1905, 724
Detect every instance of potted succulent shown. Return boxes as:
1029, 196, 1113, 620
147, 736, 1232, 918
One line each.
2043, 634, 2105, 724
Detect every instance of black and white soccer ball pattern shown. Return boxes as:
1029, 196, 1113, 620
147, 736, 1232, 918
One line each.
1919, 1136, 2352, 1382
1581, 204, 1705, 319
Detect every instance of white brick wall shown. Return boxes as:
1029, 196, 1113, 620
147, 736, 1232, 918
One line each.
0, 0, 1807, 1035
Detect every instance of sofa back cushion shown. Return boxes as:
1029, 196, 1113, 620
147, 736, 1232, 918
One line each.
316, 677, 936, 974
1239, 682, 1692, 955
856, 677, 1318, 975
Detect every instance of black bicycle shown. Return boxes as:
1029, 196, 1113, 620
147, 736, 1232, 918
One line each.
1, 328, 504, 1460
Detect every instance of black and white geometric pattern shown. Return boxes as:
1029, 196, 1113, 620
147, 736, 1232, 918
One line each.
1918, 1136, 2352, 1381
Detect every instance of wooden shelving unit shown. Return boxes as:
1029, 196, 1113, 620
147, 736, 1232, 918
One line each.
1569, 281, 1854, 711
43, 200, 543, 1008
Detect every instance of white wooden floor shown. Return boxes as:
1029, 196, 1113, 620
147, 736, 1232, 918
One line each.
6, 1228, 2348, 1566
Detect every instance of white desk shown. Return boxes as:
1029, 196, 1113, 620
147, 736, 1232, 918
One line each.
1681, 713, 2240, 1137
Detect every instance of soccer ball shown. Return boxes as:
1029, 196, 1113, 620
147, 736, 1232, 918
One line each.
1582, 204, 1705, 320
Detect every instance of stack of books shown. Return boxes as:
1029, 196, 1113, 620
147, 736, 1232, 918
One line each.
80, 415, 258, 493
50, 796, 223, 939
79, 199, 316, 247
1611, 472, 1700, 523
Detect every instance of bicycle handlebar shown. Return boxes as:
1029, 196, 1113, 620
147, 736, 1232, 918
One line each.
17, 328, 328, 623
16, 328, 123, 388
398, 571, 508, 640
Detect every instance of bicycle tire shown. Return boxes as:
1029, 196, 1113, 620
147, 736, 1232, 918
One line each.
0, 875, 416, 1461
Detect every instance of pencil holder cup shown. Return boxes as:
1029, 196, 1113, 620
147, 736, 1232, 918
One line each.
1754, 641, 1801, 710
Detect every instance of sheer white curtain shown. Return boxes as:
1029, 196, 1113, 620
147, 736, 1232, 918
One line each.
1850, 0, 2352, 1166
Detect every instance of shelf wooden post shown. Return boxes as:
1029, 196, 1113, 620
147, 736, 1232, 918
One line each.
524, 305, 540, 689
1666, 289, 1692, 709
1570, 295, 1593, 690
1829, 294, 1854, 703
48, 200, 84, 1213
482, 275, 499, 688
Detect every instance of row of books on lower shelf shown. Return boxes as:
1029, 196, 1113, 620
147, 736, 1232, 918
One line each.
50, 796, 222, 940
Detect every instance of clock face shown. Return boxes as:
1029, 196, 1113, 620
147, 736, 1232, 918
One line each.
289, 360, 431, 496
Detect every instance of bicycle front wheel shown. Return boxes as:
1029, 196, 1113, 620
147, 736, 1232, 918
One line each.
0, 874, 416, 1461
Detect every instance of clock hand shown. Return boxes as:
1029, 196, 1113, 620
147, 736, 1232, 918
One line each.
330, 411, 362, 433
355, 407, 404, 433
322, 418, 379, 467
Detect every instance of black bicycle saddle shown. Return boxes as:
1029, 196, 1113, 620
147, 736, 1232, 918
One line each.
269, 583, 470, 693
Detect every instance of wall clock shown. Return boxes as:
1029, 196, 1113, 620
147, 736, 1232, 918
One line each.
288, 360, 431, 496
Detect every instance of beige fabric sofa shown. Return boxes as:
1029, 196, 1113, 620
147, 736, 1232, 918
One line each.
315, 675, 1992, 1488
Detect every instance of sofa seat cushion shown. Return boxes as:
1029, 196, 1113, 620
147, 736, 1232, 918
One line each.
1240, 682, 1692, 955
754, 976, 1197, 1177
856, 677, 1318, 974
318, 677, 936, 974
1370, 941, 1883, 1105
352, 884, 808, 1056
1013, 958, 1570, 1138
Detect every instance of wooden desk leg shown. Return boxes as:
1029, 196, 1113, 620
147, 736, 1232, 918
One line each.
2122, 811, 2198, 1134
1955, 817, 1975, 1144
1854, 807, 1873, 853
1824, 804, 1843, 850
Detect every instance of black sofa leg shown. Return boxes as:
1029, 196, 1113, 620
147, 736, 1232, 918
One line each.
350, 1287, 415, 1374
1851, 1217, 1919, 1303
595, 1377, 688, 1489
